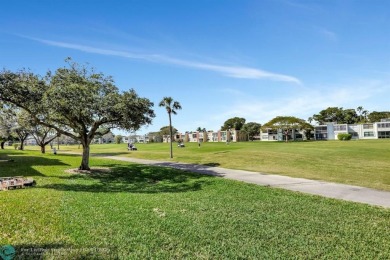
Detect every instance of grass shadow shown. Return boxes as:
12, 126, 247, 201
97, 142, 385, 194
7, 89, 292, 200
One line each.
202, 162, 220, 167
41, 164, 214, 194
212, 151, 230, 154
0, 155, 70, 178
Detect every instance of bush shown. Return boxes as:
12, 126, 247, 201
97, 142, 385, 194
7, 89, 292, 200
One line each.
337, 133, 352, 141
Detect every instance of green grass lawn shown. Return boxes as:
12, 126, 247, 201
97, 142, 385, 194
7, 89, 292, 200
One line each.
1, 149, 390, 259
49, 139, 390, 191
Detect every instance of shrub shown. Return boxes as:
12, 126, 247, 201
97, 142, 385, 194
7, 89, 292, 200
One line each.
337, 133, 352, 141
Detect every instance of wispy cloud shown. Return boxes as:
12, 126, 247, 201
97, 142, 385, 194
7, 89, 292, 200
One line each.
319, 28, 338, 42
209, 80, 390, 126
25, 36, 301, 84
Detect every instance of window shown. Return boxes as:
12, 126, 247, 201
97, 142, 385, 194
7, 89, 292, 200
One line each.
378, 123, 390, 128
315, 126, 327, 132
262, 135, 268, 140
350, 132, 358, 137
364, 132, 374, 137
363, 124, 373, 129
192, 134, 197, 138
295, 134, 303, 139
334, 125, 347, 131
378, 131, 390, 138
316, 133, 327, 140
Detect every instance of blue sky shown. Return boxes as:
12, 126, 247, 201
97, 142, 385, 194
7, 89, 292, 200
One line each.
1, 0, 389, 135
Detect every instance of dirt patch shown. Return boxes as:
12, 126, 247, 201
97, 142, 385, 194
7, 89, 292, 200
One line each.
65, 167, 112, 175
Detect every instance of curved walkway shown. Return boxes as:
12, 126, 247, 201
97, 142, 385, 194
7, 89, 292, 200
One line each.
103, 155, 390, 209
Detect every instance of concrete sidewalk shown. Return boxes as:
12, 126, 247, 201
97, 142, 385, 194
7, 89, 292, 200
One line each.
104, 156, 390, 208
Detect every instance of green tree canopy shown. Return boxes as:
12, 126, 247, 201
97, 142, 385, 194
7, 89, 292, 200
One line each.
312, 107, 362, 124
147, 131, 163, 143
221, 117, 246, 131
312, 107, 390, 124
0, 107, 31, 150
0, 59, 155, 169
356, 106, 369, 123
262, 116, 313, 142
0, 103, 16, 149
343, 109, 359, 124
312, 107, 345, 124
241, 122, 261, 141
160, 125, 178, 136
114, 135, 123, 144
367, 111, 390, 123
196, 127, 206, 132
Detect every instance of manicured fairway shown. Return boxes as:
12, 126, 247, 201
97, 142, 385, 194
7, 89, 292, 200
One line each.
54, 139, 390, 191
1, 149, 389, 259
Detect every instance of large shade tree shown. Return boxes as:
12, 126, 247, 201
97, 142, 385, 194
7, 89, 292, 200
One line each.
221, 117, 246, 131
159, 97, 181, 158
367, 111, 390, 123
159, 125, 178, 137
312, 107, 361, 124
312, 107, 346, 124
241, 122, 261, 141
0, 60, 155, 170
262, 116, 313, 142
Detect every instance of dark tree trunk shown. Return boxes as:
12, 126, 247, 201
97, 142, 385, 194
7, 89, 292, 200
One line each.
19, 139, 26, 150
40, 145, 45, 154
80, 143, 90, 170
1, 141, 4, 149
169, 113, 173, 159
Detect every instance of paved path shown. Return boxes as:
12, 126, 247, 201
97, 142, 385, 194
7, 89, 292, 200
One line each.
100, 155, 390, 208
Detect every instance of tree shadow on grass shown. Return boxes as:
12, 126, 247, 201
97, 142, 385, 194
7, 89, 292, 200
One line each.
202, 162, 220, 167
0, 155, 70, 178
40, 164, 215, 194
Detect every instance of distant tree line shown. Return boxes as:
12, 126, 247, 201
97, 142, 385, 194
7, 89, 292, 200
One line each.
309, 106, 390, 125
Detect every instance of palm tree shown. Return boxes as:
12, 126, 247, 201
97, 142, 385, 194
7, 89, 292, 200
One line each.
159, 97, 182, 158
357, 106, 369, 123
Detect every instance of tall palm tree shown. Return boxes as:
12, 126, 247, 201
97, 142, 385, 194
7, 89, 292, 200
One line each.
159, 97, 182, 158
357, 106, 364, 122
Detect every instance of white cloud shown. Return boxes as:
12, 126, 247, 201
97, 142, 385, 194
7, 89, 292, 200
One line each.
209, 80, 390, 127
319, 28, 338, 42
25, 36, 301, 84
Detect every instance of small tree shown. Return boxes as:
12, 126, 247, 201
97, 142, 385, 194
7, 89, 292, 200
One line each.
29, 124, 60, 153
262, 116, 313, 142
159, 97, 181, 159
0, 104, 15, 149
5, 108, 31, 150
114, 135, 123, 144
